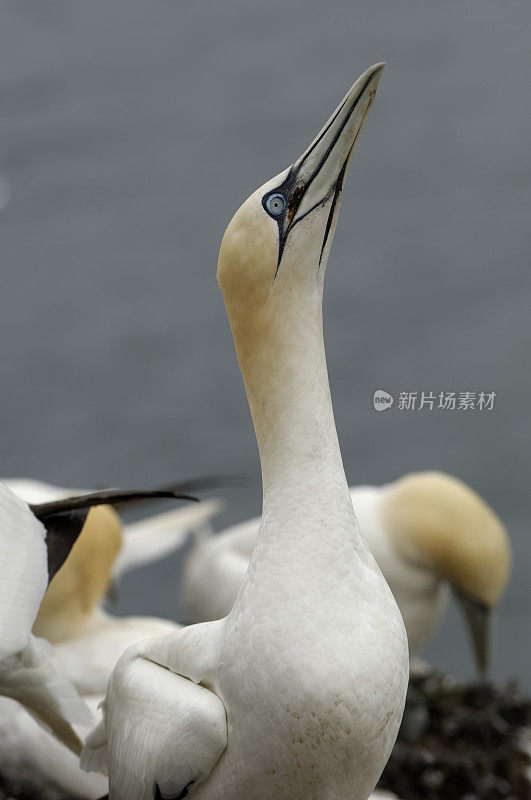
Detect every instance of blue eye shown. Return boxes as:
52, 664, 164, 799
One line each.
266, 193, 286, 217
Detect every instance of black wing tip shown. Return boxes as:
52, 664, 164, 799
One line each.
30, 488, 200, 519
29, 472, 249, 519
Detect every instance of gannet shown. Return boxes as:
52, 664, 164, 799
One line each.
0, 482, 91, 754
0, 483, 211, 799
32, 500, 183, 692
32, 487, 218, 686
182, 471, 511, 675
3, 478, 220, 658
82, 63, 409, 800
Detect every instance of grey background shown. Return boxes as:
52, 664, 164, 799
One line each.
1, 1, 529, 685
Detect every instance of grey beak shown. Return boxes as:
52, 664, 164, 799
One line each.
455, 588, 494, 678
290, 62, 386, 226
270, 62, 385, 271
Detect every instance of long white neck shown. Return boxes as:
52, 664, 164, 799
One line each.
237, 281, 359, 556
263, 316, 343, 508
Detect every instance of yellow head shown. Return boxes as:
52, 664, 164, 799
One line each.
382, 471, 511, 674
217, 64, 385, 416
33, 505, 122, 642
383, 471, 511, 606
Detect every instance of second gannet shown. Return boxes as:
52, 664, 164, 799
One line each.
32, 501, 182, 694
82, 63, 409, 800
182, 471, 511, 675
0, 483, 211, 799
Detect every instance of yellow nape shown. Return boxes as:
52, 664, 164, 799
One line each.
217, 194, 278, 331
217, 190, 287, 406
33, 505, 122, 642
382, 471, 511, 607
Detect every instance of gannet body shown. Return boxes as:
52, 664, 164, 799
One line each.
0, 482, 210, 799
0, 483, 91, 754
183, 472, 511, 673
82, 64, 409, 800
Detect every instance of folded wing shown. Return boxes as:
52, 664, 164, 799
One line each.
83, 653, 226, 800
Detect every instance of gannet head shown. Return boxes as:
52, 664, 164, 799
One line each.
33, 505, 122, 641
217, 63, 385, 378
382, 471, 511, 676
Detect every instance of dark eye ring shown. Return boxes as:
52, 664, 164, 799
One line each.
265, 193, 286, 217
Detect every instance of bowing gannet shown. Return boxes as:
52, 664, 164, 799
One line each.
182, 471, 511, 675
82, 63, 409, 800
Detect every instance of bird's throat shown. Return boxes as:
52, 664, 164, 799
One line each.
236, 295, 352, 533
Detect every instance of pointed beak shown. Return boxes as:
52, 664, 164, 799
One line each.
273, 63, 385, 267
455, 589, 494, 678
290, 62, 385, 225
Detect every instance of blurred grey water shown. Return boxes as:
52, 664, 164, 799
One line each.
0, 1, 529, 684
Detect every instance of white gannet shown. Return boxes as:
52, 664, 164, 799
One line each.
0, 482, 91, 754
0, 484, 207, 799
182, 471, 511, 675
32, 500, 183, 692
82, 63, 409, 800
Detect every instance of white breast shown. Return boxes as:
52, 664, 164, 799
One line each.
182, 486, 450, 656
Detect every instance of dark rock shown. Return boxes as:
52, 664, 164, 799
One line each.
378, 668, 531, 800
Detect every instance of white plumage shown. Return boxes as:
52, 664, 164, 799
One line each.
0, 694, 107, 800
182, 475, 511, 671
0, 481, 218, 798
182, 483, 447, 651
0, 482, 91, 755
